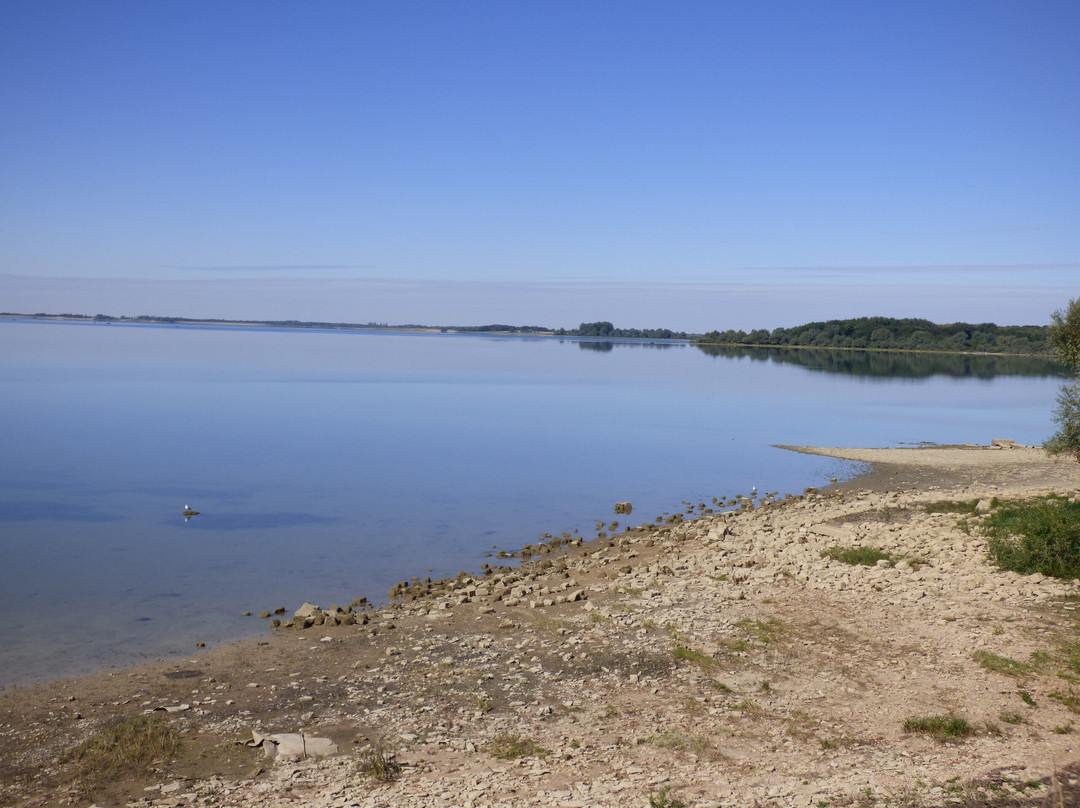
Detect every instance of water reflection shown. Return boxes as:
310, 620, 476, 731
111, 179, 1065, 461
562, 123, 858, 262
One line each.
694, 344, 1064, 379
573, 339, 684, 352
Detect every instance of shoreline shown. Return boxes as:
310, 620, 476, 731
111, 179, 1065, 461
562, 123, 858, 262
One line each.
3, 444, 1079, 807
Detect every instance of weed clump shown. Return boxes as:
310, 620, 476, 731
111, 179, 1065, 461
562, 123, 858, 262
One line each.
924, 499, 985, 515
489, 733, 548, 759
973, 650, 1030, 677
821, 546, 894, 567
70, 714, 181, 795
982, 496, 1080, 579
359, 742, 401, 782
649, 785, 687, 808
902, 715, 975, 742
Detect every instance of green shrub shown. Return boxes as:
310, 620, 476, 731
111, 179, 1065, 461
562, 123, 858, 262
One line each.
983, 496, 1080, 578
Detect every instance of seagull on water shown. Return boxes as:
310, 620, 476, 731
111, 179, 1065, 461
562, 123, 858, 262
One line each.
183, 504, 200, 522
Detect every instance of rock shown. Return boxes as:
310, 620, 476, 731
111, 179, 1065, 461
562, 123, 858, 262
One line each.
615, 501, 633, 514
247, 731, 339, 761
293, 602, 322, 620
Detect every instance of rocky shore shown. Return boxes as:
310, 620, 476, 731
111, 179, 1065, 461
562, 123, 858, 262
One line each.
2, 444, 1079, 808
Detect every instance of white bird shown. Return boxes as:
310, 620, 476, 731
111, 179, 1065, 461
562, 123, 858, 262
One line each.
182, 504, 200, 522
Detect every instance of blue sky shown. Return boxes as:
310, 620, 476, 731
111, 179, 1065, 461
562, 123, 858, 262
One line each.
1, 0, 1077, 331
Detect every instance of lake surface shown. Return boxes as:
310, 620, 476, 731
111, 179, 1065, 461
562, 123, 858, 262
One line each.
0, 319, 1065, 686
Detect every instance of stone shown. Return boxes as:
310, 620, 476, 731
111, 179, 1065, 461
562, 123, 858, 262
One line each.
247, 731, 339, 761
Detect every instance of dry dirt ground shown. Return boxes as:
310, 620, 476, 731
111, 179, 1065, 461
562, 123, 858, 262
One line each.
2, 444, 1080, 808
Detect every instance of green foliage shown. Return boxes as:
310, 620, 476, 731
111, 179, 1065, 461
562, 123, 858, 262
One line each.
1044, 378, 1080, 459
982, 496, 1080, 578
820, 545, 894, 566
1045, 298, 1080, 457
1049, 297, 1080, 369
568, 321, 688, 339
694, 316, 1050, 355
902, 715, 975, 742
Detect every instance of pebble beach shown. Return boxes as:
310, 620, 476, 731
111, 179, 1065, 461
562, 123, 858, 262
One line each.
3, 443, 1079, 808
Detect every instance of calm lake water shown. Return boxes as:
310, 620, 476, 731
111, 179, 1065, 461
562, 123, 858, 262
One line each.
0, 319, 1066, 686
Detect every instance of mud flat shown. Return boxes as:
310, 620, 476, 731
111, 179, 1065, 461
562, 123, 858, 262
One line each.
2, 444, 1079, 807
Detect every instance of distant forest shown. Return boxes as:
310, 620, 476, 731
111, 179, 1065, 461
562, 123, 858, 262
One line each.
694, 317, 1050, 356
555, 321, 690, 340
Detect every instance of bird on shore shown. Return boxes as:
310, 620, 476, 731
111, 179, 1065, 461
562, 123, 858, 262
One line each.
183, 504, 200, 522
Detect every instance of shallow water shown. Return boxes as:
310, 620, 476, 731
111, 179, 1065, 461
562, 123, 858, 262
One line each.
0, 319, 1064, 685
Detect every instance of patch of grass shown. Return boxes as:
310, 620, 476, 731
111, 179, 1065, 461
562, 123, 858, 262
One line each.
731, 699, 764, 717
642, 731, 711, 754
1060, 638, 1080, 676
820, 545, 894, 567
1049, 688, 1080, 713
1019, 689, 1037, 706
924, 499, 984, 515
649, 785, 687, 808
734, 616, 786, 645
360, 742, 402, 783
1000, 712, 1024, 724
672, 645, 718, 669
1054, 721, 1075, 734
982, 495, 1080, 578
489, 733, 549, 759
974, 649, 1030, 677
70, 714, 182, 796
818, 735, 862, 751
902, 715, 976, 742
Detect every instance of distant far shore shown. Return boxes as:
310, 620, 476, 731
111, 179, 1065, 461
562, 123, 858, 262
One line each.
0, 312, 1060, 359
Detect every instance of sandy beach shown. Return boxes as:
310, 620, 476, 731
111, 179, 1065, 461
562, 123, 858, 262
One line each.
3, 443, 1079, 808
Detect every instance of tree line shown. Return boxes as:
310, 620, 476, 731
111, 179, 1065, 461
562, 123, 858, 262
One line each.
694, 316, 1050, 355
555, 321, 690, 340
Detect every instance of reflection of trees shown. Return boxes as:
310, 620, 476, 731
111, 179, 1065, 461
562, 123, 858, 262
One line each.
693, 345, 1065, 379
573, 340, 681, 352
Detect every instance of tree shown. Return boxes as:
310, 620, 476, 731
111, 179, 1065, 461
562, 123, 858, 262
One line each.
1044, 298, 1080, 460
1049, 298, 1080, 368
1045, 381, 1080, 460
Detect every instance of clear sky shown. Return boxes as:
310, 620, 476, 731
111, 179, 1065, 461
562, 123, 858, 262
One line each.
1, 0, 1077, 331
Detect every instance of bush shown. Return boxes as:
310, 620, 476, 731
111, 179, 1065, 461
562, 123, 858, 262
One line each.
983, 496, 1080, 579
1045, 378, 1080, 461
